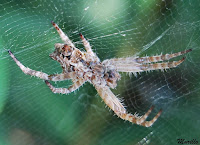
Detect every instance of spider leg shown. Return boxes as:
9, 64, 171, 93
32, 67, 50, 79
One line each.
79, 33, 95, 56
110, 57, 186, 73
126, 106, 162, 127
135, 49, 192, 63
94, 84, 162, 127
51, 21, 75, 48
139, 57, 185, 71
107, 49, 192, 64
48, 72, 76, 81
8, 50, 75, 81
45, 78, 86, 94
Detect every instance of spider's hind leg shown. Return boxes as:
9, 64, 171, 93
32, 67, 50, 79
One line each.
140, 108, 162, 127
124, 106, 162, 127
140, 57, 185, 71
95, 85, 162, 127
136, 49, 192, 64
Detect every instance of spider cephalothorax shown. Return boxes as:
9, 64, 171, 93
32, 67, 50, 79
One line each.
8, 21, 192, 127
51, 43, 74, 59
50, 34, 121, 89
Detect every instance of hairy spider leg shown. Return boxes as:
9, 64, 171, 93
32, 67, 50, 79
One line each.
51, 21, 75, 48
45, 79, 86, 94
135, 106, 155, 124
140, 57, 185, 71
135, 49, 192, 63
111, 57, 186, 73
141, 109, 162, 127
79, 33, 96, 56
125, 106, 162, 127
48, 72, 76, 81
8, 50, 75, 81
94, 85, 161, 127
109, 49, 192, 64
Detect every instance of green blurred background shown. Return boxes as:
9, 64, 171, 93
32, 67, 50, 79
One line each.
0, 0, 200, 145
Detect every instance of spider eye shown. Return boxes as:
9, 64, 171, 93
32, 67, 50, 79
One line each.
62, 44, 68, 51
62, 44, 73, 56
76, 51, 82, 58
108, 71, 115, 78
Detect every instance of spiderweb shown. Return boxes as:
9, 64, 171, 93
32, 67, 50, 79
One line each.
0, 0, 200, 145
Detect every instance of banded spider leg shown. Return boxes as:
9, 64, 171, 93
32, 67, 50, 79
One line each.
95, 85, 162, 127
105, 49, 192, 73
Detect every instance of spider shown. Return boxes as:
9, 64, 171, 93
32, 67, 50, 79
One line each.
8, 21, 192, 127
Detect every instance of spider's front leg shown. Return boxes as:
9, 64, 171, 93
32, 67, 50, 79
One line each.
51, 21, 75, 48
8, 50, 75, 81
45, 78, 86, 94
94, 85, 162, 127
79, 33, 96, 56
